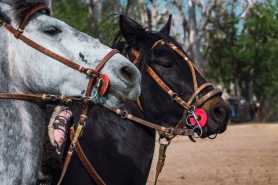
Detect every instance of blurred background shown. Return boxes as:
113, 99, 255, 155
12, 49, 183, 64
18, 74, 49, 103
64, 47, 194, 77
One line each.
52, 0, 278, 123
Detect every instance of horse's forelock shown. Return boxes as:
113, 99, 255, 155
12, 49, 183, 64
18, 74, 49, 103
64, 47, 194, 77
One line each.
0, 7, 11, 23
7, 0, 50, 23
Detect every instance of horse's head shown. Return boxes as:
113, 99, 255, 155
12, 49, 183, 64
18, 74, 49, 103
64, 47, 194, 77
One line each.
117, 15, 229, 138
0, 0, 141, 108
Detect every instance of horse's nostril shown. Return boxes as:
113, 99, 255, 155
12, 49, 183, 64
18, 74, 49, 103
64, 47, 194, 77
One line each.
120, 66, 135, 83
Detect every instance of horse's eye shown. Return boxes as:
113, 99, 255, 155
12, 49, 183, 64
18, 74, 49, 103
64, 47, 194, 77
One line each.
43, 26, 62, 36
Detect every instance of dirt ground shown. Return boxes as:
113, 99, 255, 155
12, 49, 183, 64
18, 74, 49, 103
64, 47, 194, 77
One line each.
147, 123, 278, 185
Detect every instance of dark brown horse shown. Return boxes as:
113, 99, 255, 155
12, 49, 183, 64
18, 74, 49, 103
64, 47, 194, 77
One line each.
53, 15, 229, 185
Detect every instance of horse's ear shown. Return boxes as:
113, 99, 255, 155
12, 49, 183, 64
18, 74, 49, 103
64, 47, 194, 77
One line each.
159, 15, 172, 36
119, 15, 146, 44
45, 0, 52, 10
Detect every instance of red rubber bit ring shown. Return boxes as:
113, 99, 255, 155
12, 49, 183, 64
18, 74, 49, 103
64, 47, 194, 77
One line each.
99, 74, 110, 96
188, 108, 208, 128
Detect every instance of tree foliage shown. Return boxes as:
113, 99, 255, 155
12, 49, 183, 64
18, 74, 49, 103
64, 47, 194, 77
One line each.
53, 0, 91, 34
205, 0, 278, 120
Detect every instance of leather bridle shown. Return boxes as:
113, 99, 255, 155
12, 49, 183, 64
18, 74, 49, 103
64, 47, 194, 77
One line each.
0, 3, 118, 185
147, 39, 222, 111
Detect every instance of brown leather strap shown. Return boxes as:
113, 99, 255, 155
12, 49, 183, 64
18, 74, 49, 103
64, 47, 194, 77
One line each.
57, 50, 117, 185
95, 49, 119, 73
196, 88, 222, 106
4, 23, 99, 77
85, 49, 119, 97
18, 3, 50, 32
130, 48, 141, 65
108, 107, 193, 136
57, 124, 85, 185
154, 138, 171, 185
70, 128, 106, 185
148, 40, 223, 111
0, 93, 83, 104
146, 65, 191, 110
186, 83, 216, 106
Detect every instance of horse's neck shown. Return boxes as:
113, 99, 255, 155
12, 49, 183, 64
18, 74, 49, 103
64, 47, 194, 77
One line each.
65, 104, 155, 185
0, 29, 46, 185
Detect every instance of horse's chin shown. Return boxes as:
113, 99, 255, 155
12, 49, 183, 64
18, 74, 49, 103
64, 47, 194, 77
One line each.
102, 93, 125, 109
199, 125, 227, 139
103, 85, 141, 109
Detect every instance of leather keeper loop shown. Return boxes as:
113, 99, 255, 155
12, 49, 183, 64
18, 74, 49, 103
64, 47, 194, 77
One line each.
14, 29, 23, 38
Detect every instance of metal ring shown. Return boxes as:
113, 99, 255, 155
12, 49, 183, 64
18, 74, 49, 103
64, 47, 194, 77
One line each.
120, 111, 128, 119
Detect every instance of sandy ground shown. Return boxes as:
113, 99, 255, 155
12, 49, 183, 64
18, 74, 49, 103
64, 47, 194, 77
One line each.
147, 123, 278, 185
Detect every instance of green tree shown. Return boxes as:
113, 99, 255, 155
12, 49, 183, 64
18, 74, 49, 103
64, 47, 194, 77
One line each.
205, 0, 278, 121
53, 0, 91, 34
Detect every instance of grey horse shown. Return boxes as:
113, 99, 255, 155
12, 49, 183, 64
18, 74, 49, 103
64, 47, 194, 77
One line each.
0, 0, 141, 184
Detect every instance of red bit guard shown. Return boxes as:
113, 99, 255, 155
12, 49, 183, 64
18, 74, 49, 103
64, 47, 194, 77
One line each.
188, 108, 208, 128
98, 74, 110, 96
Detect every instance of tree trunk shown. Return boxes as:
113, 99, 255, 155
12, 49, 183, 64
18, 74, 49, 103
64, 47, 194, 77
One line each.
88, 0, 103, 37
188, 0, 205, 71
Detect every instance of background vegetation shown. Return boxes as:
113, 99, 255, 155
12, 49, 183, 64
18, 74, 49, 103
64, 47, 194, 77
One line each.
53, 0, 278, 121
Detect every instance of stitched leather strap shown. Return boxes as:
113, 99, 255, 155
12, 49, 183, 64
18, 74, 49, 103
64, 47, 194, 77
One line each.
0, 93, 82, 104
108, 107, 194, 136
146, 65, 191, 110
85, 49, 119, 97
4, 23, 100, 77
